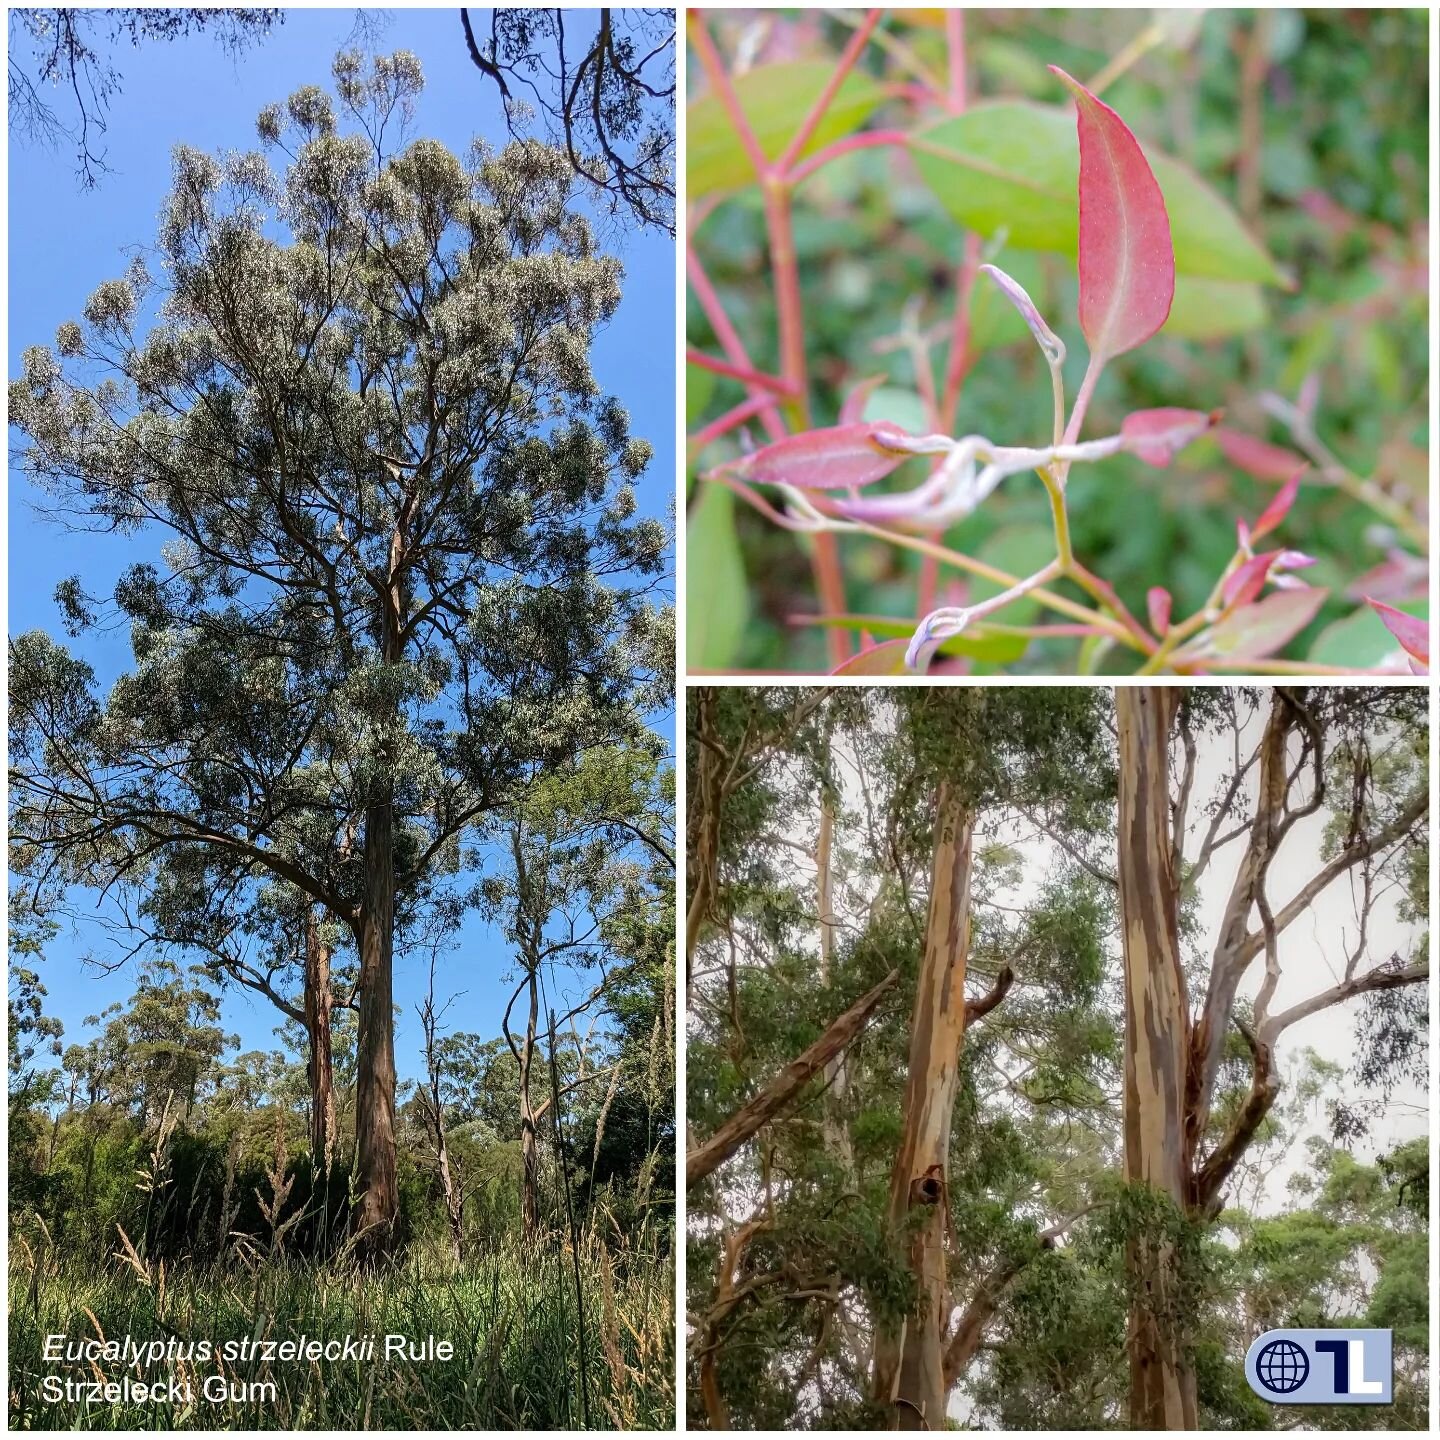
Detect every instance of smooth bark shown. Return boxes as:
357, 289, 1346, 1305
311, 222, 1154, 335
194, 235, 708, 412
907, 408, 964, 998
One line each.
1115, 687, 1197, 1430
872, 784, 975, 1430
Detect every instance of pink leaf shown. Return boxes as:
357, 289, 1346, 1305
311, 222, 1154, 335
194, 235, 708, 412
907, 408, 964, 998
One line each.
1217, 428, 1307, 483
1250, 470, 1302, 541
1051, 66, 1175, 361
1147, 586, 1172, 637
1345, 549, 1428, 603
1365, 598, 1429, 667
1222, 550, 1279, 608
1179, 588, 1328, 665
830, 638, 909, 676
1120, 407, 1219, 467
740, 422, 915, 491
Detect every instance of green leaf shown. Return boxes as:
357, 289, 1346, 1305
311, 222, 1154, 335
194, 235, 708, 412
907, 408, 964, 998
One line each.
1310, 601, 1428, 669
861, 385, 930, 437
686, 485, 748, 669
688, 62, 885, 197
1164, 277, 1267, 339
830, 639, 909, 675
968, 526, 1057, 626
686, 361, 716, 429
908, 102, 1283, 286
806, 613, 1030, 664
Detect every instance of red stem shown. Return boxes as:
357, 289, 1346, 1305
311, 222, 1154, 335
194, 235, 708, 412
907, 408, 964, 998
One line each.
787, 130, 910, 188
945, 10, 967, 113
685, 248, 786, 444
689, 394, 778, 453
688, 14, 770, 178
777, 9, 885, 173
686, 348, 797, 398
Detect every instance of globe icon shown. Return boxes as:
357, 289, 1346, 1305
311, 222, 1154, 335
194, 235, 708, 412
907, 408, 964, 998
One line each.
1256, 1339, 1310, 1395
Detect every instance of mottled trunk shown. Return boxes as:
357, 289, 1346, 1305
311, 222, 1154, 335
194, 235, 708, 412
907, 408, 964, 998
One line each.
1115, 688, 1198, 1430
872, 784, 975, 1430
520, 965, 540, 1239
353, 788, 398, 1256
303, 908, 336, 1174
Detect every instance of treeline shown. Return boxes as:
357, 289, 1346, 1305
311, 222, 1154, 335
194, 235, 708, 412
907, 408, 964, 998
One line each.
685, 685, 1429, 1430
7, 48, 674, 1264
9, 743, 675, 1266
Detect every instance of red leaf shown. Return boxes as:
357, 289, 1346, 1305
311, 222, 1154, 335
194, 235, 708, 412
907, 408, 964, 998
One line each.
1250, 470, 1301, 541
1051, 66, 1174, 361
1120, 407, 1218, 467
1222, 550, 1279, 608
1217, 428, 1307, 483
741, 422, 914, 491
1365, 598, 1429, 667
1147, 586, 1172, 637
830, 638, 909, 676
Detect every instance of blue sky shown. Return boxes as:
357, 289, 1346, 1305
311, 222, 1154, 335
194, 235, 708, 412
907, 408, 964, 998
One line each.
7, 8, 675, 1082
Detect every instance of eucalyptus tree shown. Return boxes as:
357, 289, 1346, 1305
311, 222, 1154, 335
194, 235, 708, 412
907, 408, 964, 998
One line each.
1112, 686, 1428, 1428
686, 687, 1118, 1430
8, 50, 664, 1254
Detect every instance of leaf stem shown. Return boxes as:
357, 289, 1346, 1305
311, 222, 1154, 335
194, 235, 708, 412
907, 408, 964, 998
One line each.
849, 521, 1139, 649
777, 8, 884, 172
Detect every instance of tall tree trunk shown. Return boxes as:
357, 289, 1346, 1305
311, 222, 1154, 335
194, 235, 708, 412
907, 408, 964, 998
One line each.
353, 786, 399, 1257
303, 907, 336, 1174
1115, 688, 1198, 1430
352, 518, 406, 1256
872, 783, 976, 1430
686, 690, 723, 983
816, 794, 854, 1175
520, 964, 541, 1239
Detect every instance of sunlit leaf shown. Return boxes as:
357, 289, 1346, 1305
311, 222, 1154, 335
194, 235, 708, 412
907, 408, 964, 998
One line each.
1164, 277, 1267, 338
689, 62, 885, 196
1250, 471, 1302, 541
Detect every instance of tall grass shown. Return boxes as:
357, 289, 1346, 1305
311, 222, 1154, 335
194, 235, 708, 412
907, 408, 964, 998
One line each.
9, 1231, 673, 1429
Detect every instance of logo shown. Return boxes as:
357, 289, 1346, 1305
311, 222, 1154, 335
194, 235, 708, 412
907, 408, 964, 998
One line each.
1244, 1329, 1392, 1405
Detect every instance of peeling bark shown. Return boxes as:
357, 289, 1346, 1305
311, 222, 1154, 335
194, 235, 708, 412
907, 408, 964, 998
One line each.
872, 784, 975, 1430
1115, 688, 1196, 1430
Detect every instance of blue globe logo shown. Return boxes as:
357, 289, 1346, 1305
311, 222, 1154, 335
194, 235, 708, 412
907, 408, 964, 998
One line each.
1256, 1338, 1310, 1395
